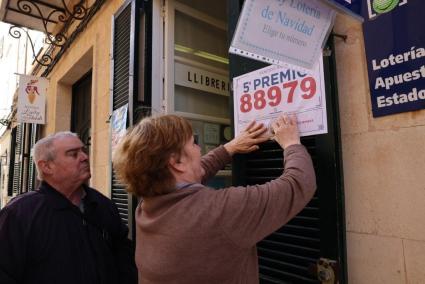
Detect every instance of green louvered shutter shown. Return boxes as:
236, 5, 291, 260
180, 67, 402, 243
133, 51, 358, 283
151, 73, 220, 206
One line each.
27, 124, 38, 191
12, 124, 23, 195
110, 0, 153, 238
111, 0, 134, 232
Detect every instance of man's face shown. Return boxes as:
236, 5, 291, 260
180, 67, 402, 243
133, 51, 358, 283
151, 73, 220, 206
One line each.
180, 136, 204, 183
47, 136, 91, 186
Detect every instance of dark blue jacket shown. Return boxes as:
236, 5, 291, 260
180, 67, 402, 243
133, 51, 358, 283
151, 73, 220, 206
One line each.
0, 181, 137, 284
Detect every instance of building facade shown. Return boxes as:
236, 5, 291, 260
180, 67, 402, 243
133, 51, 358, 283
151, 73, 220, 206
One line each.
0, 21, 43, 205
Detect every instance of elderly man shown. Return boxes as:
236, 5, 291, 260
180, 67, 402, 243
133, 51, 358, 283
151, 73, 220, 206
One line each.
0, 132, 137, 284
113, 114, 316, 284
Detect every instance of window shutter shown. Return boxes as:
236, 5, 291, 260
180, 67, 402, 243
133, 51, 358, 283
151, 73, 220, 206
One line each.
10, 124, 23, 196
110, 0, 140, 237
7, 127, 16, 196
27, 124, 38, 191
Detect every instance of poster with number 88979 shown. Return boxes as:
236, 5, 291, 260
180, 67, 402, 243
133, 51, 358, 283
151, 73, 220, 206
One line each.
233, 56, 328, 137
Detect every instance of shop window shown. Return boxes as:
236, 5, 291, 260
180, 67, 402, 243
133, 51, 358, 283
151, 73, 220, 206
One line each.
171, 0, 231, 188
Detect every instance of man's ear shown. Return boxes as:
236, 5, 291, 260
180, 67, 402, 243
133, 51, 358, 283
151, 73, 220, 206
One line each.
37, 160, 53, 176
168, 153, 186, 173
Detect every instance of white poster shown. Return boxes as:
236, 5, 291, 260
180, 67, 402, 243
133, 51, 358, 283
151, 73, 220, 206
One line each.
111, 104, 128, 154
230, 0, 335, 70
17, 75, 48, 124
233, 56, 328, 137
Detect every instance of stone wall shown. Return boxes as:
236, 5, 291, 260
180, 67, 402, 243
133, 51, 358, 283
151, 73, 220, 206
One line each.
334, 13, 425, 284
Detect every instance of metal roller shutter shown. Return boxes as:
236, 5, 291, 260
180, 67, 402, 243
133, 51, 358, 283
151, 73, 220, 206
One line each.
249, 139, 321, 283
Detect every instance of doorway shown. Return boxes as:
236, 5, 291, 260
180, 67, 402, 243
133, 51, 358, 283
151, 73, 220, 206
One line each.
71, 71, 92, 152
227, 1, 347, 282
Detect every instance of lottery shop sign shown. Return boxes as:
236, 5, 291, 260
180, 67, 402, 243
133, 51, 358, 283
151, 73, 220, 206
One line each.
362, 0, 425, 117
233, 57, 328, 137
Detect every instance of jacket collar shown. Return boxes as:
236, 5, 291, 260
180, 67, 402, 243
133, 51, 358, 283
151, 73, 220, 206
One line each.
38, 181, 98, 211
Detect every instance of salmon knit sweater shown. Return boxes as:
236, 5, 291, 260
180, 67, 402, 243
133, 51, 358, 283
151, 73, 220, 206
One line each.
135, 144, 316, 284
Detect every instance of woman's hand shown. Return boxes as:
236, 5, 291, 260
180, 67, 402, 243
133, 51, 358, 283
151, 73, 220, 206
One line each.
224, 121, 270, 155
271, 114, 300, 149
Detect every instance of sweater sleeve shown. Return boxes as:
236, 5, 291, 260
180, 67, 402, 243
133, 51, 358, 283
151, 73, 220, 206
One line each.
200, 145, 232, 184
214, 144, 316, 248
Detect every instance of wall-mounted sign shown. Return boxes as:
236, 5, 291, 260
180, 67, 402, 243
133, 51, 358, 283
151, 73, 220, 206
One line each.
362, 0, 425, 117
233, 55, 327, 137
230, 0, 335, 70
17, 75, 47, 124
111, 104, 128, 154
365, 0, 407, 19
175, 62, 230, 96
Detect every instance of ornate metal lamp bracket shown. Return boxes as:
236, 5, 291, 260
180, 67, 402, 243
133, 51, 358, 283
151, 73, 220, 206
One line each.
9, 26, 53, 66
8, 0, 96, 67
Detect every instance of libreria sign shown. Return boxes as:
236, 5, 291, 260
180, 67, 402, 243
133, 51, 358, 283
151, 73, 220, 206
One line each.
362, 0, 425, 117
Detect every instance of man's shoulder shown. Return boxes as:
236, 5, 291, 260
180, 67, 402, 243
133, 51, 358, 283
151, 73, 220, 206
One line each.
1, 191, 44, 215
7, 190, 43, 205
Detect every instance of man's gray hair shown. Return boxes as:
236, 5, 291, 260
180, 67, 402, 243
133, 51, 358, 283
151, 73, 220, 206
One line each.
32, 131, 79, 180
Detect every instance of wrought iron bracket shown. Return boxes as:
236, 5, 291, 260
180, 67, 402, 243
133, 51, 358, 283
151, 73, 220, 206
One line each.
9, 26, 53, 66
8, 0, 106, 70
13, 0, 90, 47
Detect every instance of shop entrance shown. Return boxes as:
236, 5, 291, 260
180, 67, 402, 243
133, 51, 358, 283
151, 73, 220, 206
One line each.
227, 1, 347, 282
111, 0, 347, 281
